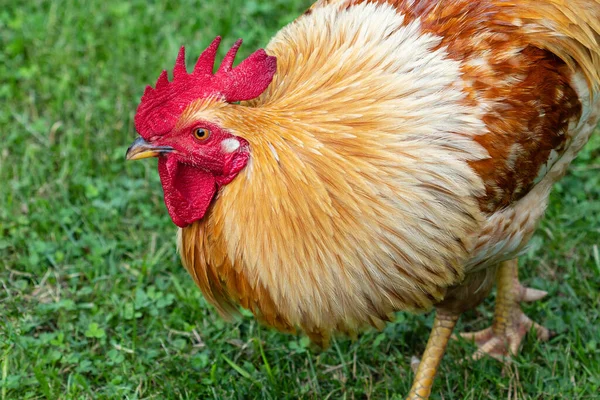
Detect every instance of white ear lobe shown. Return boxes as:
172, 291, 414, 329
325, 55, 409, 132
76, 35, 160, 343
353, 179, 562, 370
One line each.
221, 138, 241, 153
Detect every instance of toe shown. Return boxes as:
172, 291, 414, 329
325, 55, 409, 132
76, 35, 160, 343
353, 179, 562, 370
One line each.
473, 336, 506, 361
459, 327, 493, 345
507, 328, 525, 356
531, 321, 552, 341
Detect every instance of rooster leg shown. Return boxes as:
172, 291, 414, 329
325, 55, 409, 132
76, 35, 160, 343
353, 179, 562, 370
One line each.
459, 259, 551, 361
407, 311, 459, 400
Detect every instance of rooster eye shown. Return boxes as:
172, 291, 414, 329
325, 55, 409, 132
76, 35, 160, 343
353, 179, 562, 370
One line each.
193, 128, 211, 141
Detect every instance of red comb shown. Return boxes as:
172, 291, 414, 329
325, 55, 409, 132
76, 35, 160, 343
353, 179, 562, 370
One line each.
134, 37, 277, 138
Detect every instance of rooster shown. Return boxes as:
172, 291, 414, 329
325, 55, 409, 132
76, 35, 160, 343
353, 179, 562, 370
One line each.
125, 0, 600, 398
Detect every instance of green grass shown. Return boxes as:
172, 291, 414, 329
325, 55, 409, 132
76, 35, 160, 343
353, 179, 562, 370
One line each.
1, 0, 599, 399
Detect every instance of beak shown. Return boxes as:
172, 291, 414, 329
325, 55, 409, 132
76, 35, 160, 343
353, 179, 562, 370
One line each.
126, 137, 174, 161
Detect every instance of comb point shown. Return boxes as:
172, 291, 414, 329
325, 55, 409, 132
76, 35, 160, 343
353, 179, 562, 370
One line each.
142, 85, 154, 98
155, 70, 169, 89
218, 38, 243, 74
173, 46, 188, 78
194, 36, 223, 75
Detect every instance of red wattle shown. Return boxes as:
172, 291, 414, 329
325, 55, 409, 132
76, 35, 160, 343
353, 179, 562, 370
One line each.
158, 157, 217, 228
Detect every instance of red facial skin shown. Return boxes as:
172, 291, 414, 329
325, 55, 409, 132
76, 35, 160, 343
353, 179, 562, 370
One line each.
150, 120, 249, 228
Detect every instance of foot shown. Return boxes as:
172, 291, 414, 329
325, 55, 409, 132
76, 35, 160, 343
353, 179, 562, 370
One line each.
458, 261, 552, 361
460, 295, 551, 360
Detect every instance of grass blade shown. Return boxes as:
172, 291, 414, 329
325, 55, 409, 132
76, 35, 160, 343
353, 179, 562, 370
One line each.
256, 338, 275, 385
33, 367, 52, 399
221, 355, 262, 388
2, 346, 9, 400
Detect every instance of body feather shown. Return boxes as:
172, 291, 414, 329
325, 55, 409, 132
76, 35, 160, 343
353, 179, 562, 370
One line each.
178, 0, 600, 343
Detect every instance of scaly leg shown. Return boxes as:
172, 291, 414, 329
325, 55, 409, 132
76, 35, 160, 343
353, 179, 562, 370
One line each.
459, 259, 551, 360
407, 311, 459, 400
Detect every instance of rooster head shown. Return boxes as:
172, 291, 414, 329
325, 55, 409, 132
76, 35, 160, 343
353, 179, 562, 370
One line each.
126, 37, 277, 227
